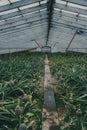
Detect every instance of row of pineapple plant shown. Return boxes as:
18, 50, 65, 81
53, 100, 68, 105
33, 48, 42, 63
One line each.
48, 52, 87, 130
0, 52, 45, 130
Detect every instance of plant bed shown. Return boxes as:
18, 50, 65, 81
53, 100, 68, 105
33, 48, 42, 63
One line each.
48, 52, 87, 130
0, 52, 45, 130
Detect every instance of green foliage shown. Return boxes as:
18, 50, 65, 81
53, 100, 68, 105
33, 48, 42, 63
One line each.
0, 52, 44, 130
48, 52, 87, 130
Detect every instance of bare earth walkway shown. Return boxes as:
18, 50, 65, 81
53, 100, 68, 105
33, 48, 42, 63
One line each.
42, 55, 59, 130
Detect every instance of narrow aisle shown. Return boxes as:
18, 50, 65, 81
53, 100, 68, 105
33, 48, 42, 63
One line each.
42, 55, 59, 130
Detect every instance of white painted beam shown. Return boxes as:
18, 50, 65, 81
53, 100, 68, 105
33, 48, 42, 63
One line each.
0, 0, 45, 12
0, 3, 47, 20
53, 13, 87, 28
0, 11, 48, 29
0, 23, 47, 37
0, 20, 48, 34
54, 3, 87, 15
54, 10, 87, 22
0, 16, 48, 32
61, 0, 87, 6
51, 22, 87, 32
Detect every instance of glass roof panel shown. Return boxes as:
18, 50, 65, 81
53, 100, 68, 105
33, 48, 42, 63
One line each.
61, 0, 87, 6
20, 2, 39, 10
56, 0, 87, 9
40, 0, 47, 4
10, 0, 21, 3
0, 0, 9, 6
0, 8, 18, 15
0, 0, 87, 53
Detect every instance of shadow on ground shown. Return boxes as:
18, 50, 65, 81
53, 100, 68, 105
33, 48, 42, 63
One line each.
49, 125, 60, 130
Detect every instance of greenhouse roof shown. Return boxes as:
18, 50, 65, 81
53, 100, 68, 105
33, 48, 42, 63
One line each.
0, 0, 87, 54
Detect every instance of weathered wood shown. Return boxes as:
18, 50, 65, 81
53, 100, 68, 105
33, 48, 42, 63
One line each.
42, 55, 59, 130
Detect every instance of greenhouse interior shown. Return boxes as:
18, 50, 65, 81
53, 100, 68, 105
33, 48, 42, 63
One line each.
0, 0, 87, 130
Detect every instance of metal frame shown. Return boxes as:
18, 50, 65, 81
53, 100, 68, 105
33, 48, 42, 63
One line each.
61, 0, 87, 6
0, 0, 45, 12
0, 0, 87, 53
54, 3, 87, 16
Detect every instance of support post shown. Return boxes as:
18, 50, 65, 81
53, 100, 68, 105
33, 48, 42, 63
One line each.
66, 31, 77, 52
33, 40, 42, 49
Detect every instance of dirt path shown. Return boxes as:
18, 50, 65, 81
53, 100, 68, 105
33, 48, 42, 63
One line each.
42, 55, 59, 130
